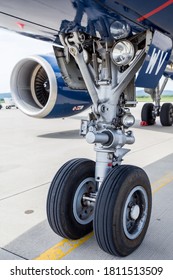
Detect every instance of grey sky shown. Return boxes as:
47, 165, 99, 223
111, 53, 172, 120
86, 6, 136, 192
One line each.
0, 29, 52, 92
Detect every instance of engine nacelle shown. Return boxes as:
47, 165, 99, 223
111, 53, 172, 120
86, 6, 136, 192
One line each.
10, 55, 92, 118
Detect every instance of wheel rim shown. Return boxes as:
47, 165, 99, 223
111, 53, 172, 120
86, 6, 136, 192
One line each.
73, 178, 96, 225
123, 186, 148, 240
169, 106, 173, 123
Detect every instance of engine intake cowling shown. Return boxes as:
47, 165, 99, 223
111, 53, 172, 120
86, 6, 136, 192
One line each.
10, 55, 92, 118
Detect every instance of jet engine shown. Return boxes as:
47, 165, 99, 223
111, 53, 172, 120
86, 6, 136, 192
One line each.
10, 55, 92, 118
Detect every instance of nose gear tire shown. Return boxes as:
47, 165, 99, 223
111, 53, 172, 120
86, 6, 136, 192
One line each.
94, 165, 152, 257
47, 158, 96, 240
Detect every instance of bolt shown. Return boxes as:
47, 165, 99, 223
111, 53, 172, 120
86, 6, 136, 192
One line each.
70, 47, 77, 56
101, 105, 105, 113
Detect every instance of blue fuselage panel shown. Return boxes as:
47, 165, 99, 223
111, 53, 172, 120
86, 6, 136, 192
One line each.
1, 0, 173, 40
136, 30, 172, 88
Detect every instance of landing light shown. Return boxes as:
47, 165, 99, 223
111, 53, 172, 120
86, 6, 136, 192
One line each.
111, 40, 134, 66
110, 20, 131, 40
122, 113, 135, 128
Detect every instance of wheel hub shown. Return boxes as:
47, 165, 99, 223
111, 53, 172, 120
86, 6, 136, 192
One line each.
130, 204, 140, 220
123, 186, 148, 240
73, 178, 96, 225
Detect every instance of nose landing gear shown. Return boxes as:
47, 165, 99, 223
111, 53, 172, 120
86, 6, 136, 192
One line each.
47, 31, 152, 257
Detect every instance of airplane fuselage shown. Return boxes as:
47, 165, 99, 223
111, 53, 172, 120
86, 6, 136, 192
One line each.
0, 0, 173, 43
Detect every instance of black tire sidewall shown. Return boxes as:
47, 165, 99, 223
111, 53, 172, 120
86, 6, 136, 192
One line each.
111, 167, 152, 256
47, 158, 95, 239
58, 160, 95, 237
94, 165, 152, 257
160, 103, 173, 126
141, 103, 155, 125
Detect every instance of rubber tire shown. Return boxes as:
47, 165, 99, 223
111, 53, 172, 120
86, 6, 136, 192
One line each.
160, 103, 173, 126
94, 165, 152, 257
141, 103, 155, 125
47, 158, 95, 240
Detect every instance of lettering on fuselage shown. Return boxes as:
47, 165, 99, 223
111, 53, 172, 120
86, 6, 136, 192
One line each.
145, 48, 168, 75
72, 105, 84, 111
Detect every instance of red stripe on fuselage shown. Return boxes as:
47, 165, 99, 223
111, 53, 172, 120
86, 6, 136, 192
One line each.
137, 0, 173, 22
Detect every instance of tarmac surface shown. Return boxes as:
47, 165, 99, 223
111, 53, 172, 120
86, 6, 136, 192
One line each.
1, 102, 173, 260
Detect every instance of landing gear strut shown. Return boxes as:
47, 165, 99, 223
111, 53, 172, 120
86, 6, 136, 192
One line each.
47, 31, 152, 256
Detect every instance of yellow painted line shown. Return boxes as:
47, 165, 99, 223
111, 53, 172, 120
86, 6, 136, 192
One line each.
35, 232, 93, 260
35, 172, 173, 260
151, 172, 173, 194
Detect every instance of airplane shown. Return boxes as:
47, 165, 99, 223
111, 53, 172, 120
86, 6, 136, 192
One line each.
1, 0, 173, 257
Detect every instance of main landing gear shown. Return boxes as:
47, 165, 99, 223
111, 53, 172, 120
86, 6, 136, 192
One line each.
47, 31, 152, 257
141, 78, 173, 126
